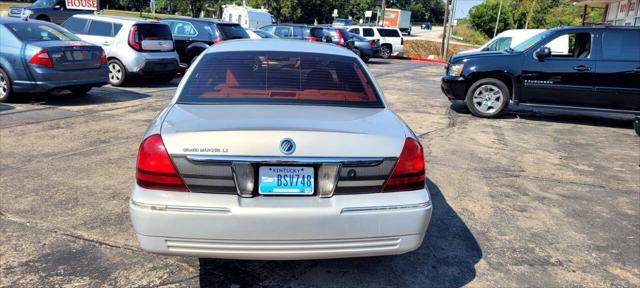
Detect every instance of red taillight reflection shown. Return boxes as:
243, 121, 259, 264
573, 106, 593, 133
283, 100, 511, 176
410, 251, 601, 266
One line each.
128, 25, 141, 51
308, 36, 317, 42
336, 30, 345, 46
136, 134, 188, 192
381, 138, 426, 192
369, 40, 375, 49
213, 38, 223, 44
28, 49, 53, 68
100, 50, 107, 65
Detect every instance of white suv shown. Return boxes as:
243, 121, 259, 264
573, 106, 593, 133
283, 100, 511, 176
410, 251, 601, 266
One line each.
63, 15, 180, 86
348, 26, 404, 59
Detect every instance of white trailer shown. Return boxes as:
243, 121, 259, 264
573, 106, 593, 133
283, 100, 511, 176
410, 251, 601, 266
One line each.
382, 8, 412, 35
222, 5, 275, 29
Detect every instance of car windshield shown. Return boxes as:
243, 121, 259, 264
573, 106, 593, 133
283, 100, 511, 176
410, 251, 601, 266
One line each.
216, 24, 249, 40
254, 30, 277, 38
512, 30, 554, 52
351, 33, 367, 42
179, 51, 383, 107
32, 0, 56, 8
5, 23, 80, 41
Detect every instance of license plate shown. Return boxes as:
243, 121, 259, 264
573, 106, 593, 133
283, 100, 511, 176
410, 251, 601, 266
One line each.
64, 51, 89, 61
259, 166, 314, 195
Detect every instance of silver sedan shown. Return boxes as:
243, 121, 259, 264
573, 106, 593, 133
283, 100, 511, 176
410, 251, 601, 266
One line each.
129, 40, 432, 260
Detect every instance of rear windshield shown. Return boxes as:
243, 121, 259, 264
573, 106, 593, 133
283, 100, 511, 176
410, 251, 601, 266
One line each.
377, 28, 401, 37
5, 23, 80, 41
136, 24, 172, 41
217, 24, 249, 40
179, 51, 383, 107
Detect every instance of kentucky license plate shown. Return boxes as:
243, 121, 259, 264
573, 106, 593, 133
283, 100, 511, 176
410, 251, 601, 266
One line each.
259, 166, 314, 195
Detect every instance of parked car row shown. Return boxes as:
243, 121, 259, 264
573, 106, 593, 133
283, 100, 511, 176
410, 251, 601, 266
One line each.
258, 24, 403, 61
0, 12, 405, 103
441, 26, 640, 135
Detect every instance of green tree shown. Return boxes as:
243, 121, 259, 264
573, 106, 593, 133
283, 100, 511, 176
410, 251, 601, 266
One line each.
468, 0, 514, 38
543, 2, 604, 28
512, 0, 550, 29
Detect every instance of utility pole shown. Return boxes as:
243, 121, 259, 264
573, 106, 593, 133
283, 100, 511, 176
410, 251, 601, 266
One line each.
443, 0, 457, 60
493, 0, 503, 38
440, 0, 450, 57
380, 0, 386, 27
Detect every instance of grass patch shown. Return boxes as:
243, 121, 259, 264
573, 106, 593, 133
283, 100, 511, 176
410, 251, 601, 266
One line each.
452, 23, 489, 46
404, 39, 478, 60
103, 9, 177, 20
0, 1, 29, 12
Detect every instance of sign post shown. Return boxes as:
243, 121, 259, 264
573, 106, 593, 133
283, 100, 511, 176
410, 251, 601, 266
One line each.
65, 0, 98, 10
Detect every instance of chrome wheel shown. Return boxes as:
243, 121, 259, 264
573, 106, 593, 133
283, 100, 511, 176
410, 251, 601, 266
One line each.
0, 73, 7, 98
472, 84, 504, 114
109, 63, 122, 83
380, 46, 391, 59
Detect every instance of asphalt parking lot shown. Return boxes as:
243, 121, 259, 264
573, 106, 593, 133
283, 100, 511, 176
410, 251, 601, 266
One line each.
1, 59, 639, 287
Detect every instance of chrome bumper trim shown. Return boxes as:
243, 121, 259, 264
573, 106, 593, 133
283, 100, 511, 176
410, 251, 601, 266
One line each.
337, 180, 385, 187
341, 202, 431, 214
130, 200, 231, 214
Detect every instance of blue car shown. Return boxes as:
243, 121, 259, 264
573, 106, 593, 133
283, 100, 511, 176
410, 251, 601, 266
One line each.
0, 17, 108, 102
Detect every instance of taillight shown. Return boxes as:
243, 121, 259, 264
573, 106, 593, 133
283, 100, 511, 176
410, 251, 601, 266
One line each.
100, 49, 107, 65
308, 36, 317, 42
336, 30, 345, 46
369, 40, 375, 49
28, 49, 53, 68
128, 25, 141, 51
136, 134, 188, 192
381, 138, 426, 192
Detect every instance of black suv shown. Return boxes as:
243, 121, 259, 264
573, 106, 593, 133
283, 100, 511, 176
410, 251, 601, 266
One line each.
441, 26, 640, 135
8, 0, 92, 24
161, 18, 249, 67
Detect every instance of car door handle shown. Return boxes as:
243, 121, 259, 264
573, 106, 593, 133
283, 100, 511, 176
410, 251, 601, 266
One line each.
573, 65, 591, 72
102, 41, 112, 46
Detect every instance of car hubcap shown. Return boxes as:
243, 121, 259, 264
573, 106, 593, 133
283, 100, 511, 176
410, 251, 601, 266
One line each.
472, 84, 503, 114
109, 63, 122, 83
0, 74, 6, 98
381, 47, 390, 57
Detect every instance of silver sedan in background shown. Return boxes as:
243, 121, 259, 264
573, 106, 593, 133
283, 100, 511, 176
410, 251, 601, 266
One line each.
129, 40, 432, 260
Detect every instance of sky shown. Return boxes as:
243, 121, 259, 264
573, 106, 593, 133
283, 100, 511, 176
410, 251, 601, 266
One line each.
453, 0, 484, 19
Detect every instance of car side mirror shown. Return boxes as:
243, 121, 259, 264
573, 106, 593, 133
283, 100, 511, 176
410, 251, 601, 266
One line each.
535, 47, 551, 60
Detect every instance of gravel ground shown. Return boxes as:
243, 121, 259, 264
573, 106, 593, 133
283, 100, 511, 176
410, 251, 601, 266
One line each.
1, 59, 638, 287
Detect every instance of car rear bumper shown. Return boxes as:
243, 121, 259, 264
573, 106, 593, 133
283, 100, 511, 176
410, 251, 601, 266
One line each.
441, 75, 468, 101
13, 66, 109, 93
129, 185, 432, 260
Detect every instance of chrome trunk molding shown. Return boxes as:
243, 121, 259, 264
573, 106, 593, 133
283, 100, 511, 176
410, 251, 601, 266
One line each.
185, 155, 385, 166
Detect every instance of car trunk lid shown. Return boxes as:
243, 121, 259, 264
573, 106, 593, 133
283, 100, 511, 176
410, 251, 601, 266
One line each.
159, 104, 408, 195
28, 41, 103, 70
161, 104, 407, 158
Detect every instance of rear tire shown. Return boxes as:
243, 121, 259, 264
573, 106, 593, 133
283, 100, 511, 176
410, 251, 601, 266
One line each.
380, 45, 392, 59
70, 86, 92, 95
634, 118, 640, 136
0, 67, 13, 103
108, 59, 126, 86
352, 48, 361, 58
158, 74, 175, 83
465, 78, 510, 118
